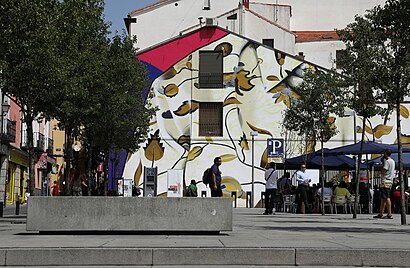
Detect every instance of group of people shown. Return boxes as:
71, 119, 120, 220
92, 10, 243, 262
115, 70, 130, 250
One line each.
262, 149, 399, 218
51, 168, 101, 196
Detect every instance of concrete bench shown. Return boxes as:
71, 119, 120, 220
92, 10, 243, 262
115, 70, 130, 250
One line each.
26, 196, 232, 233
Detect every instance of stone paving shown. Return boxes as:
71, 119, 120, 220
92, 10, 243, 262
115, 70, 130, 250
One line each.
0, 203, 410, 266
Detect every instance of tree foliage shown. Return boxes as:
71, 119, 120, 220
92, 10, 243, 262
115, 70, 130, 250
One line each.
0, 0, 61, 195
337, 0, 410, 224
0, 0, 156, 195
283, 69, 347, 144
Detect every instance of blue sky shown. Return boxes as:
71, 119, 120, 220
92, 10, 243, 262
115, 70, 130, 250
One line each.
104, 0, 158, 36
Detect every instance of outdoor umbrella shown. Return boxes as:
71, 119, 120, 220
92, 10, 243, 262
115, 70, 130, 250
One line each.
325, 141, 410, 155
285, 149, 356, 169
366, 153, 410, 170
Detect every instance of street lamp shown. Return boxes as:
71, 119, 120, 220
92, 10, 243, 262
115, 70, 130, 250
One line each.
0, 95, 9, 217
250, 131, 258, 208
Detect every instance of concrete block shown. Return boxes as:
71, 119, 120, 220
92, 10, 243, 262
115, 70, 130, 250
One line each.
362, 249, 410, 267
296, 248, 363, 266
0, 250, 5, 266
297, 248, 410, 267
153, 248, 295, 266
5, 248, 152, 266
27, 197, 232, 232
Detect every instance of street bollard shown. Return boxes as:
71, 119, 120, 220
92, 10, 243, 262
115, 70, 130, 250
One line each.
201, 190, 207, 197
261, 191, 266, 208
231, 191, 237, 208
0, 201, 3, 217
246, 191, 252, 208
15, 198, 20, 215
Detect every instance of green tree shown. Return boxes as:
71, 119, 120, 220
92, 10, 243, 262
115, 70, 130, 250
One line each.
373, 0, 410, 224
46, 0, 110, 194
81, 34, 156, 193
283, 69, 347, 215
0, 0, 60, 195
337, 13, 385, 219
338, 0, 410, 224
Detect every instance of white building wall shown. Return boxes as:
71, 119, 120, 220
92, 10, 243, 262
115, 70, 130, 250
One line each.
295, 40, 345, 69
248, 3, 291, 30
244, 11, 295, 54
274, 0, 386, 31
130, 0, 239, 51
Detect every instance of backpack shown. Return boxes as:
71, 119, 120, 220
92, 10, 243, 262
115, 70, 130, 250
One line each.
202, 168, 212, 185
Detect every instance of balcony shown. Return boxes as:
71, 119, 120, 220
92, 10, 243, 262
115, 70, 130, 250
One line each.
21, 132, 46, 151
1, 120, 16, 143
47, 137, 53, 153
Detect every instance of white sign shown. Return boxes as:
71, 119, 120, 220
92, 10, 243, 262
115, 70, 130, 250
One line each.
167, 169, 183, 197
123, 179, 133, 197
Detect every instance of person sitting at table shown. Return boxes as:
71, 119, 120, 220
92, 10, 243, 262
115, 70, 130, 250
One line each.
333, 181, 351, 204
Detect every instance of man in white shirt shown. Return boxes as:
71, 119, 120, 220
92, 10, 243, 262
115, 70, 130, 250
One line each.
263, 162, 278, 215
374, 149, 395, 219
296, 164, 311, 214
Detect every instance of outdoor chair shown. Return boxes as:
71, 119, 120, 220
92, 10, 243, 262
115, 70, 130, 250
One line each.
319, 195, 333, 214
333, 195, 347, 214
348, 195, 361, 214
283, 194, 296, 213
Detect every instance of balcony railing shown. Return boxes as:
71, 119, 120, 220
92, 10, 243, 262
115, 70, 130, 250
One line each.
1, 120, 16, 143
21, 132, 46, 151
47, 137, 53, 152
35, 132, 45, 151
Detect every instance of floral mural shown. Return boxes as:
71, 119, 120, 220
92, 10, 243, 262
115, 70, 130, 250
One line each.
115, 27, 410, 206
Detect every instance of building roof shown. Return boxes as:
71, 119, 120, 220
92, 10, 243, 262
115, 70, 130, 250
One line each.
246, 8, 295, 36
293, 31, 340, 43
179, 7, 296, 37
128, 0, 176, 17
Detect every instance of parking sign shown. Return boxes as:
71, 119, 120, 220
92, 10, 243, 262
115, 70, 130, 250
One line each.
267, 138, 284, 158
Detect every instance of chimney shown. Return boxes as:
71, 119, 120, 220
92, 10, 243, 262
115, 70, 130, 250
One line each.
243, 0, 249, 9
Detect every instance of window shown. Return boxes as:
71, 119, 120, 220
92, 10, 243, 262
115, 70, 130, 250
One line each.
199, 102, 223, 136
336, 49, 347, 69
262, 39, 274, 48
199, 51, 223, 88
203, 0, 210, 10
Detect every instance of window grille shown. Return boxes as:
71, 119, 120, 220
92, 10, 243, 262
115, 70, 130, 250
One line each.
199, 102, 223, 136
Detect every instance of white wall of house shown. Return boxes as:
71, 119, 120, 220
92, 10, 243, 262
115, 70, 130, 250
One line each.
275, 0, 386, 31
295, 40, 345, 70
129, 0, 239, 51
248, 2, 291, 30
244, 11, 295, 54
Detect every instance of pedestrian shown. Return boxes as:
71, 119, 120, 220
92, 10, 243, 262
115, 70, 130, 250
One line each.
210, 157, 223, 197
89, 171, 97, 196
296, 164, 311, 214
263, 162, 278, 215
52, 180, 59, 196
359, 182, 371, 213
187, 179, 198, 197
374, 149, 394, 219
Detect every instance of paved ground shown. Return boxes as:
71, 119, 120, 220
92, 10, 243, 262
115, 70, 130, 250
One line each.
0, 204, 410, 267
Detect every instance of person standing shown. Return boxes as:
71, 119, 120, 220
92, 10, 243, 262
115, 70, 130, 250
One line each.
187, 179, 198, 197
374, 149, 395, 219
296, 164, 311, 214
51, 180, 59, 196
210, 157, 223, 197
263, 162, 278, 215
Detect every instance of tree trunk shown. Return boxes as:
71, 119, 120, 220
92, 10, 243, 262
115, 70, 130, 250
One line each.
396, 99, 406, 225
321, 138, 325, 216
87, 145, 92, 196
62, 127, 73, 196
26, 117, 35, 196
353, 116, 366, 219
